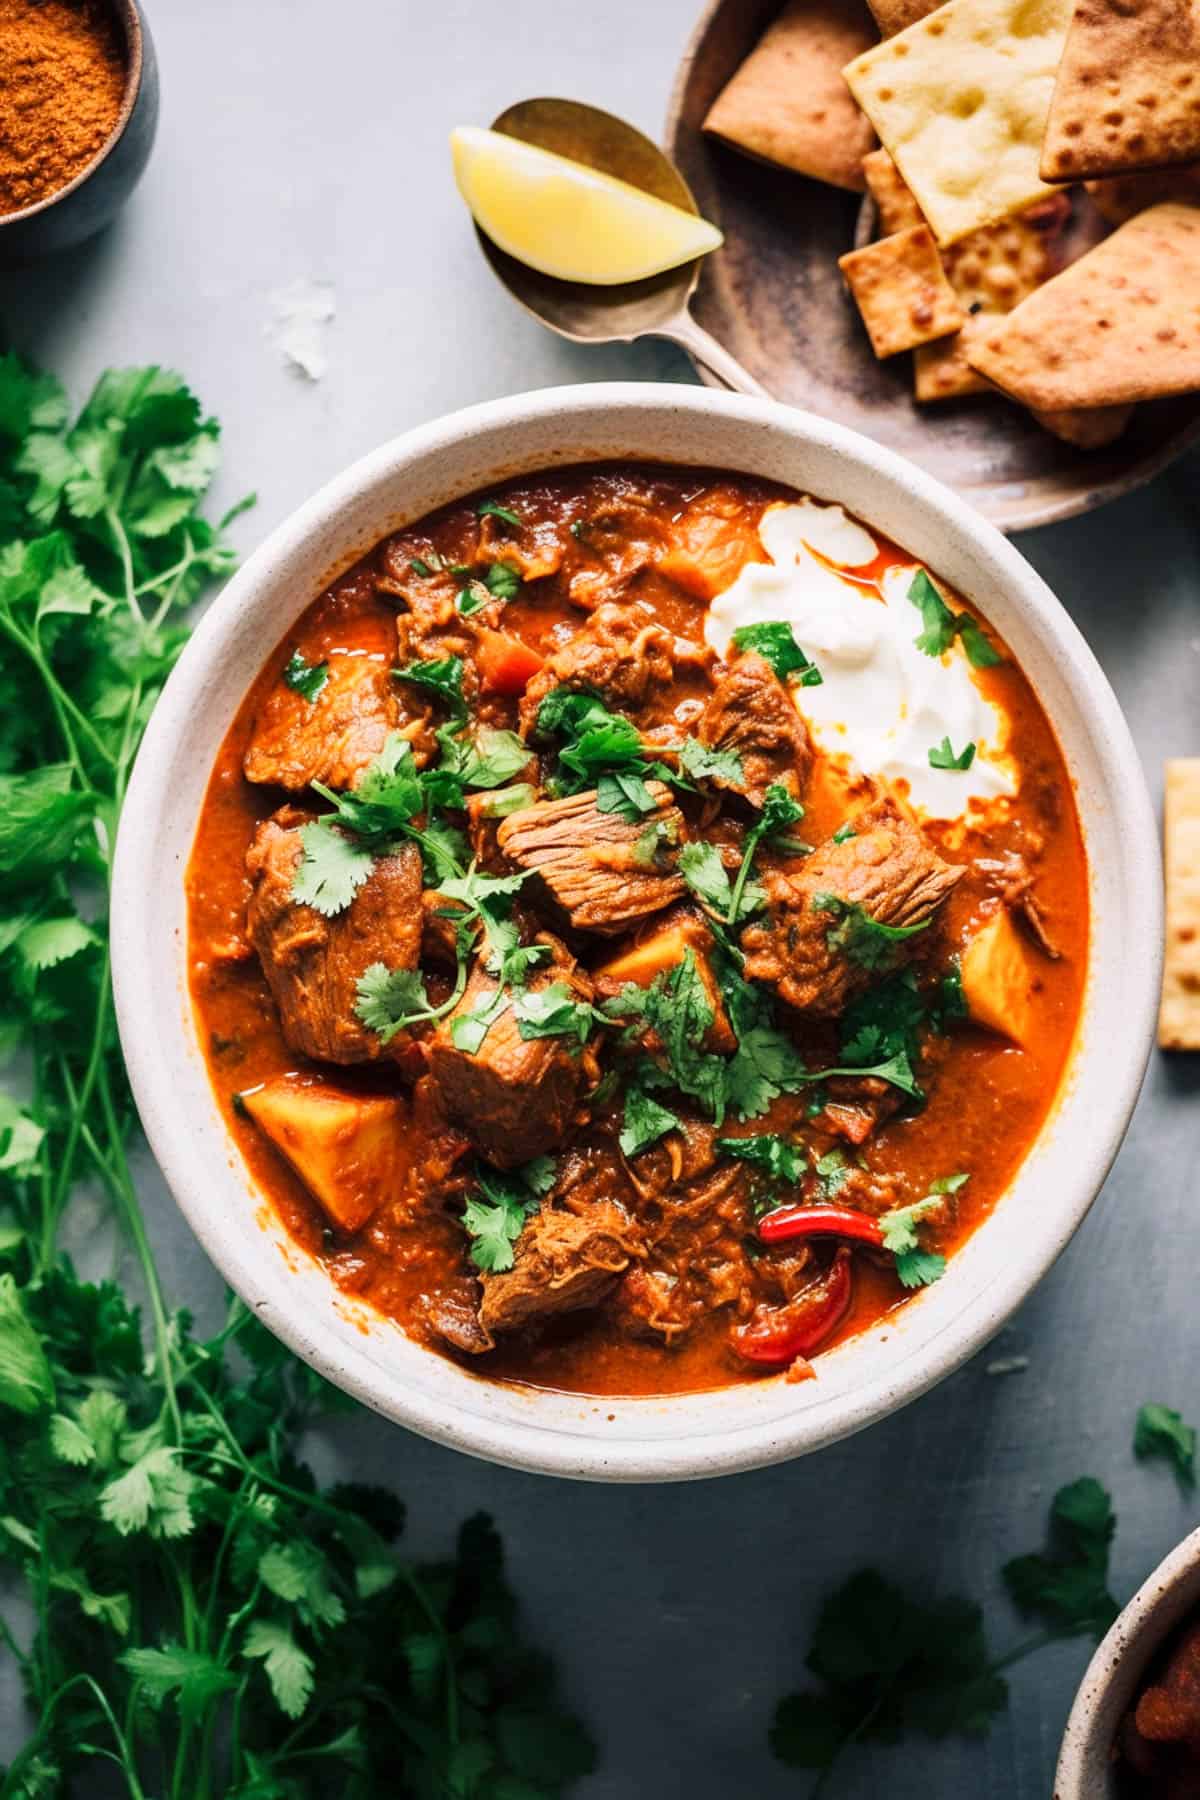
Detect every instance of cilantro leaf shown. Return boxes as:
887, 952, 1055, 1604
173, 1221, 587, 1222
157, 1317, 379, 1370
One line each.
908, 569, 958, 657
394, 655, 466, 717
461, 1163, 548, 1272
731, 620, 823, 686
1134, 1403, 1196, 1490
511, 981, 597, 1045
476, 499, 521, 528
813, 892, 929, 970
282, 650, 328, 703
674, 735, 745, 786
1002, 1477, 1119, 1639
957, 614, 1002, 669
596, 767, 658, 821
354, 964, 433, 1041
815, 1148, 850, 1200
929, 736, 976, 772
243, 1618, 314, 1719
678, 841, 734, 915
716, 1133, 804, 1187
619, 1084, 680, 1157
291, 820, 374, 917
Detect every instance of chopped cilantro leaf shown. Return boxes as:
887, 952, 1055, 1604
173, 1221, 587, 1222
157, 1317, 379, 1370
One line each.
679, 841, 734, 915
716, 1133, 804, 1187
456, 583, 489, 617
476, 499, 521, 528
511, 982, 597, 1046
291, 820, 374, 917
596, 767, 658, 821
450, 986, 509, 1055
731, 620, 822, 687
878, 1176, 966, 1287
281, 649, 328, 703
394, 655, 466, 718
631, 817, 679, 868
409, 552, 443, 576
1002, 1477, 1119, 1639
353, 964, 431, 1041
1134, 1403, 1196, 1490
929, 736, 976, 771
619, 1084, 680, 1157
484, 560, 521, 602
832, 822, 857, 844
472, 781, 536, 819
813, 893, 929, 970
674, 735, 745, 787
815, 1148, 850, 1200
908, 569, 959, 657
957, 613, 1002, 669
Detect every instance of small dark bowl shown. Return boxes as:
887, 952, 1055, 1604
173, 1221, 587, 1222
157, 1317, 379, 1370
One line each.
0, 0, 159, 267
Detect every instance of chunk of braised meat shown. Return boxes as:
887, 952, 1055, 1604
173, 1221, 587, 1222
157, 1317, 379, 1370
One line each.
976, 852, 1061, 959
496, 783, 686, 935
245, 812, 422, 1064
818, 1075, 904, 1147
425, 951, 592, 1168
654, 484, 770, 601
1117, 1616, 1200, 1792
741, 799, 964, 1018
698, 652, 813, 806
244, 652, 423, 791
566, 490, 671, 610
423, 1282, 495, 1356
518, 601, 676, 736
615, 1160, 755, 1345
478, 1200, 642, 1335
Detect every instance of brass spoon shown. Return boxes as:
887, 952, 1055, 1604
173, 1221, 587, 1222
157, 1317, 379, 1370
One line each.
477, 97, 768, 398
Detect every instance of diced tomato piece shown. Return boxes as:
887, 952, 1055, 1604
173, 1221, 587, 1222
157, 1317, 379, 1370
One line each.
476, 628, 544, 695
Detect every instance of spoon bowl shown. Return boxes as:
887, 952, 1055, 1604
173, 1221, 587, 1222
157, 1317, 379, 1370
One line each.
478, 97, 765, 394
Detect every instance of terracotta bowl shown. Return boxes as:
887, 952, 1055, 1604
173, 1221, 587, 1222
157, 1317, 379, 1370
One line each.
111, 385, 1161, 1480
663, 0, 1200, 533
0, 0, 159, 267
1056, 1527, 1200, 1798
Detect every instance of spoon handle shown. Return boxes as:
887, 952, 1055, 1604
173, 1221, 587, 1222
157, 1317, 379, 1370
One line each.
663, 312, 770, 399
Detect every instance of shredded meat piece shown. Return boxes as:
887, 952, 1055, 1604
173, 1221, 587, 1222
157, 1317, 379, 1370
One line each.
425, 951, 591, 1168
819, 1076, 904, 1146
479, 1201, 641, 1334
496, 784, 686, 934
476, 511, 564, 582
976, 853, 1061, 959
245, 812, 422, 1064
741, 798, 964, 1017
566, 492, 671, 610
244, 652, 417, 791
698, 653, 813, 805
518, 601, 676, 735
615, 1161, 755, 1345
422, 1284, 494, 1356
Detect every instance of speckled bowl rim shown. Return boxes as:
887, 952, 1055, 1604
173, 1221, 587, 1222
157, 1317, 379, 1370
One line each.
111, 383, 1161, 1482
1056, 1527, 1200, 1798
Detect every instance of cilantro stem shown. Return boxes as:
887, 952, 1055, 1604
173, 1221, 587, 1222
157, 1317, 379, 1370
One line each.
0, 609, 117, 769
990, 1629, 1061, 1671
104, 504, 146, 639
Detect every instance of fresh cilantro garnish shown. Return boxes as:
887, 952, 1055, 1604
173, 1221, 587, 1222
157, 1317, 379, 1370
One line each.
935, 957, 968, 1027
771, 1478, 1117, 1788
813, 892, 929, 970
535, 687, 743, 805
456, 561, 521, 615
674, 735, 746, 787
354, 959, 468, 1041
1002, 1476, 1119, 1638
679, 841, 764, 926
473, 781, 536, 819
815, 1147, 850, 1200
619, 1082, 680, 1157
832, 822, 857, 844
281, 649, 328, 702
291, 817, 375, 917
929, 736, 976, 771
461, 1161, 553, 1272
631, 817, 679, 868
730, 620, 823, 687
409, 552, 443, 576
394, 654, 466, 718
0, 353, 594, 1798
908, 569, 1002, 667
726, 783, 806, 928
603, 951, 730, 1122
512, 981, 598, 1046
450, 984, 509, 1054
596, 767, 659, 822
878, 1173, 967, 1288
1134, 1403, 1196, 1490
716, 1133, 804, 1187
292, 734, 452, 912
476, 498, 521, 528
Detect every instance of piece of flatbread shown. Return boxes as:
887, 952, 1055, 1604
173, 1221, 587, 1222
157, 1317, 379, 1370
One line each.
865, 0, 942, 34
843, 0, 1073, 244
703, 0, 878, 193
966, 202, 1200, 408
1159, 758, 1200, 1050
913, 196, 1068, 400
862, 147, 925, 231
1087, 163, 1200, 224
1031, 404, 1134, 444
839, 224, 965, 354
1041, 0, 1200, 183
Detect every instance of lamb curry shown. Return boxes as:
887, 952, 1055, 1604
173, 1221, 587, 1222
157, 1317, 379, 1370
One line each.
187, 465, 1087, 1397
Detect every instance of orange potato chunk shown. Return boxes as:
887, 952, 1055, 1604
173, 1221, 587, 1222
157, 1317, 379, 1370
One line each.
961, 909, 1042, 1045
241, 1075, 410, 1233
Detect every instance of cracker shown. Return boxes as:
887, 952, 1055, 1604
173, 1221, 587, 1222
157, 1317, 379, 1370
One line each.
865, 0, 942, 35
966, 202, 1200, 408
843, 0, 1073, 245
1159, 758, 1200, 1051
703, 0, 878, 193
1031, 404, 1134, 445
862, 147, 925, 231
1087, 163, 1200, 225
914, 317, 994, 399
913, 198, 1067, 402
838, 224, 965, 355
1041, 0, 1200, 183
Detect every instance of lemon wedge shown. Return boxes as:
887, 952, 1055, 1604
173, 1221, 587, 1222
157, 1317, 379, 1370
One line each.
451, 126, 723, 286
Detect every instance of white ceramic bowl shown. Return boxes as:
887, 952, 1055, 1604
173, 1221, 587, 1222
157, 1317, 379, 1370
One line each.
1056, 1527, 1200, 1797
111, 384, 1161, 1482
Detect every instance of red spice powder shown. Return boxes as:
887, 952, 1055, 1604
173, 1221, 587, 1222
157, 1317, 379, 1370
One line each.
0, 0, 127, 217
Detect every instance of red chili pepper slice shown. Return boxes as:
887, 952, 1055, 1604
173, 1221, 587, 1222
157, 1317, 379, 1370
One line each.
731, 1249, 853, 1367
757, 1204, 885, 1249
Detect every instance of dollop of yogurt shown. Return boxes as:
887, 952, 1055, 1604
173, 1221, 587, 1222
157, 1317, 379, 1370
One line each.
704, 500, 1016, 820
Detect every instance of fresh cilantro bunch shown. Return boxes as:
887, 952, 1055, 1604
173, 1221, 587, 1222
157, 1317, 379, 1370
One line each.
771, 1478, 1119, 1794
533, 685, 742, 821
0, 355, 595, 1798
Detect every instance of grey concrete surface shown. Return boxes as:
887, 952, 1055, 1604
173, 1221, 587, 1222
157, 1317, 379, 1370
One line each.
2, 2, 1198, 1794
